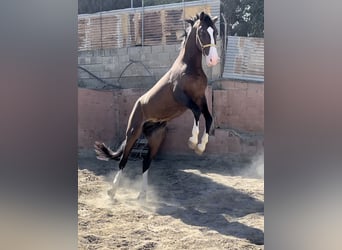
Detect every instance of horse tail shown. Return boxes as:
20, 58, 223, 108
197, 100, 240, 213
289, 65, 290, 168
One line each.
94, 140, 125, 161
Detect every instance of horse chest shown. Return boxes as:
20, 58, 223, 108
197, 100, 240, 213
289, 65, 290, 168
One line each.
182, 77, 207, 97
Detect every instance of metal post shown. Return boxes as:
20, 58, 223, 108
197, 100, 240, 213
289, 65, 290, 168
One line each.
100, 1, 103, 49
182, 0, 185, 30
220, 13, 228, 78
142, 0, 144, 47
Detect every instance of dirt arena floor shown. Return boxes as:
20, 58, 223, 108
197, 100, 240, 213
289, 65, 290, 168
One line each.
78, 153, 264, 250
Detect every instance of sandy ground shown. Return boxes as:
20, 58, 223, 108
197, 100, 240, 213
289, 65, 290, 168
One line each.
78, 154, 264, 250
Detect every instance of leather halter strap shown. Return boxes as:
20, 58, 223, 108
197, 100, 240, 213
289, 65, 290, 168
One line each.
196, 27, 216, 54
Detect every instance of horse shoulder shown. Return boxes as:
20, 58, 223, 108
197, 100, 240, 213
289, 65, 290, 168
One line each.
140, 71, 174, 105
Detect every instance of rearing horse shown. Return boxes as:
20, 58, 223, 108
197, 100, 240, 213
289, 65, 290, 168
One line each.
94, 12, 219, 200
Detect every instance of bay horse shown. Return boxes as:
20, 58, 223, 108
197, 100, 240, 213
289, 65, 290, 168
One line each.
94, 12, 219, 200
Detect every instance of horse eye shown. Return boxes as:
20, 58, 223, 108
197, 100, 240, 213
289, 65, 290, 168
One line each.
201, 29, 207, 34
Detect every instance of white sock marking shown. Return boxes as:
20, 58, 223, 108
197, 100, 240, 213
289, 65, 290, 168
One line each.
141, 169, 148, 193
189, 119, 199, 146
197, 132, 209, 153
113, 170, 122, 187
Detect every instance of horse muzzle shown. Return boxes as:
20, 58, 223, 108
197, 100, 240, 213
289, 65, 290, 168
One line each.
205, 47, 219, 67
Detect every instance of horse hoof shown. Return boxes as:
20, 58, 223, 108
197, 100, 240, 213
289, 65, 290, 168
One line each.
137, 191, 147, 201
107, 188, 116, 198
194, 145, 205, 156
188, 139, 197, 150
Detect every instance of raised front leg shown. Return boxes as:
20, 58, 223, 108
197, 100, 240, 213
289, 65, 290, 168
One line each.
195, 97, 212, 155
188, 119, 199, 149
172, 85, 203, 151
184, 97, 201, 151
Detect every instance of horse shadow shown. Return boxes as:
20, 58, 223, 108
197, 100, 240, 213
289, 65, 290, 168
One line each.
78, 154, 264, 245
147, 159, 264, 245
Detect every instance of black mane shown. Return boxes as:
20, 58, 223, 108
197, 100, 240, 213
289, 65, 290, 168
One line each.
182, 12, 215, 47
184, 12, 214, 27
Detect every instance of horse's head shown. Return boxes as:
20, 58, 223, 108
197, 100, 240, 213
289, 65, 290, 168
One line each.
186, 12, 219, 67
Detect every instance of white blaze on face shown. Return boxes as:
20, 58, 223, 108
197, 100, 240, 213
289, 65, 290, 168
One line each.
205, 26, 219, 67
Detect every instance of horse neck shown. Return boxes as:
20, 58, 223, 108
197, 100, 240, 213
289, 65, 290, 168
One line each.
179, 29, 203, 69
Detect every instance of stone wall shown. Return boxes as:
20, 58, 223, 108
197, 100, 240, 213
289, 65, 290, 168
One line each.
78, 43, 222, 89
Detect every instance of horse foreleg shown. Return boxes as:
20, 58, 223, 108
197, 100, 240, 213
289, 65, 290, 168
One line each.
188, 119, 199, 149
172, 87, 202, 151
195, 132, 209, 155
195, 98, 212, 155
187, 101, 201, 150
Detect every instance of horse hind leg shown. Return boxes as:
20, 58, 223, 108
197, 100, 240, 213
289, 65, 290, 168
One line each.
108, 125, 143, 198
108, 103, 144, 199
108, 169, 123, 198
138, 122, 167, 200
137, 151, 151, 201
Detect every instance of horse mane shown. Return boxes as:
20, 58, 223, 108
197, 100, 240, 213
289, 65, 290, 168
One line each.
181, 12, 217, 48
184, 12, 215, 27
184, 13, 200, 27
180, 26, 191, 48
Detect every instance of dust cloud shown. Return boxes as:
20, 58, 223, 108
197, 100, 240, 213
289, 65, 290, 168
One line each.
240, 153, 264, 179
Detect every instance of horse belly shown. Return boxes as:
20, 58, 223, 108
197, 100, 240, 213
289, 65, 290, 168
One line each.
158, 104, 187, 121
141, 88, 186, 122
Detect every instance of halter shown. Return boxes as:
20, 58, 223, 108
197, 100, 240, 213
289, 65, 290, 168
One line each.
196, 26, 216, 55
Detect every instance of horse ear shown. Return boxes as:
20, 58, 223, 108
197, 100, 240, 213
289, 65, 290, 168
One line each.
199, 11, 205, 21
184, 18, 194, 26
212, 16, 218, 24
